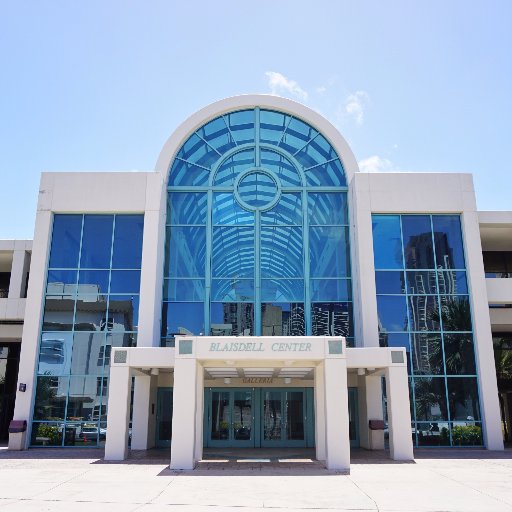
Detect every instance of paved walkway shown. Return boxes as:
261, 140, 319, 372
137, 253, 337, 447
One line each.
1, 446, 512, 511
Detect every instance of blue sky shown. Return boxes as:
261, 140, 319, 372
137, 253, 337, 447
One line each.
1, 1, 511, 239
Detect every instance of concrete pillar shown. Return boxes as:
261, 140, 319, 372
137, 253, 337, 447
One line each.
8, 247, 29, 299
131, 374, 152, 450
385, 365, 414, 461
324, 358, 350, 471
314, 363, 326, 461
194, 363, 204, 463
358, 375, 384, 450
170, 358, 198, 470
104, 365, 132, 460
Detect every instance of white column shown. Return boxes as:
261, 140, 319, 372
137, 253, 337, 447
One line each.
194, 362, 204, 463
358, 375, 384, 450
314, 363, 326, 461
385, 365, 414, 461
104, 365, 132, 460
324, 358, 350, 471
170, 358, 198, 470
131, 374, 151, 450
8, 247, 28, 299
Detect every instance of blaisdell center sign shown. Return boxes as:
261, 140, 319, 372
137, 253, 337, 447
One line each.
208, 341, 313, 353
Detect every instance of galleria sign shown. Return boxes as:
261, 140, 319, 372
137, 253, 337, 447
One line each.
208, 341, 313, 353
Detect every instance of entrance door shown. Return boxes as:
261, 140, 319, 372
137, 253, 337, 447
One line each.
207, 388, 254, 447
155, 387, 173, 447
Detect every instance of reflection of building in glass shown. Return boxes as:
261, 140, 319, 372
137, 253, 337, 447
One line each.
311, 303, 350, 337
261, 303, 305, 336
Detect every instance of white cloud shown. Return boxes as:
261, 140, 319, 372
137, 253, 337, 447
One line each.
345, 90, 369, 125
358, 155, 395, 173
265, 71, 308, 101
316, 85, 327, 94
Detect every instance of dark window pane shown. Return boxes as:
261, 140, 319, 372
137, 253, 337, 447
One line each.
109, 270, 141, 294
413, 377, 448, 421
261, 193, 302, 225
112, 215, 144, 269
311, 302, 353, 337
432, 216, 465, 269
74, 295, 107, 331
67, 376, 102, 421
164, 279, 205, 301
402, 215, 434, 269
212, 227, 254, 278
78, 270, 109, 295
447, 377, 480, 421
375, 271, 405, 294
211, 303, 254, 336
165, 226, 206, 278
260, 279, 304, 302
31, 422, 63, 446
372, 215, 403, 270
161, 302, 204, 338
408, 295, 441, 331
410, 333, 443, 375
406, 271, 437, 294
439, 295, 472, 331
444, 334, 476, 375
211, 279, 254, 302
261, 227, 303, 278
49, 215, 82, 269
38, 332, 73, 375
310, 226, 350, 277
168, 193, 207, 225
416, 422, 451, 446
108, 295, 139, 331
71, 333, 105, 375
46, 270, 77, 295
437, 271, 468, 294
261, 303, 305, 336
80, 215, 114, 269
311, 279, 351, 301
377, 295, 408, 332
212, 193, 253, 225
379, 332, 411, 374
308, 193, 348, 225
43, 296, 75, 331
33, 376, 69, 420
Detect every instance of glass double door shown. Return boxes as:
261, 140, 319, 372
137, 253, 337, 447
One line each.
205, 388, 314, 448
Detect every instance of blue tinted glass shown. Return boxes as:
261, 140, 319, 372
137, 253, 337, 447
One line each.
38, 332, 73, 375
260, 149, 301, 186
176, 133, 219, 169
432, 215, 465, 269
46, 270, 77, 294
238, 172, 278, 208
211, 279, 254, 301
279, 117, 318, 155
413, 377, 448, 421
402, 215, 434, 269
294, 133, 337, 169
213, 149, 255, 186
196, 116, 236, 154
70, 332, 105, 375
372, 215, 403, 269
168, 159, 210, 186
408, 295, 440, 331
311, 279, 352, 301
112, 215, 144, 269
163, 279, 205, 301
437, 271, 468, 294
212, 193, 253, 225
377, 295, 408, 331
168, 193, 207, 225
260, 110, 291, 144
304, 159, 346, 186
49, 215, 82, 268
439, 295, 472, 331
109, 271, 141, 294
74, 295, 107, 331
210, 303, 254, 336
212, 227, 254, 278
165, 226, 206, 278
406, 271, 437, 294
224, 110, 255, 145
43, 296, 75, 331
78, 270, 109, 294
33, 376, 69, 420
447, 377, 480, 420
261, 279, 304, 302
310, 226, 350, 277
261, 227, 303, 278
261, 193, 302, 225
410, 333, 443, 374
443, 334, 476, 375
108, 295, 139, 331
311, 302, 353, 337
375, 271, 405, 294
261, 303, 305, 336
80, 215, 114, 269
309, 193, 348, 225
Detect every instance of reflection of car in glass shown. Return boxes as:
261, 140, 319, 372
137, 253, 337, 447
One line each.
80, 424, 106, 441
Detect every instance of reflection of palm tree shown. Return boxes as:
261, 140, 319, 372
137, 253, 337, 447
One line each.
430, 297, 472, 332
414, 378, 448, 420
493, 338, 512, 441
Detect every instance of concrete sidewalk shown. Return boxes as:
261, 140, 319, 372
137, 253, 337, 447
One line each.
0, 447, 511, 511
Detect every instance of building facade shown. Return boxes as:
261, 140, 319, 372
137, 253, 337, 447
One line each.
5, 95, 510, 469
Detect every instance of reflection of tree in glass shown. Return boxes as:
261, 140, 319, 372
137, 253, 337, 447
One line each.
414, 378, 447, 420
493, 337, 512, 441
431, 297, 472, 331
35, 374, 58, 419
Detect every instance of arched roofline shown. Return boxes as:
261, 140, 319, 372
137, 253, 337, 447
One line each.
155, 94, 359, 184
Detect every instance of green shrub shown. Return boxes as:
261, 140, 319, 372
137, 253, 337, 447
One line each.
36, 424, 61, 444
451, 425, 482, 446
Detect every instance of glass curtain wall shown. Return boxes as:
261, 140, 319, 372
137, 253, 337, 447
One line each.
372, 214, 482, 447
162, 108, 352, 344
31, 214, 144, 447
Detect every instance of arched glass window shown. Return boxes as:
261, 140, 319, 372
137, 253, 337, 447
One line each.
162, 108, 352, 343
